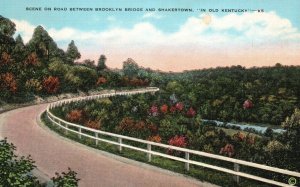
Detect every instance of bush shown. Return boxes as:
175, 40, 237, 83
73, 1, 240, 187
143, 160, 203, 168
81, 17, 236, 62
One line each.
52, 168, 80, 187
0, 138, 37, 186
66, 109, 84, 123
43, 76, 60, 94
0, 138, 80, 187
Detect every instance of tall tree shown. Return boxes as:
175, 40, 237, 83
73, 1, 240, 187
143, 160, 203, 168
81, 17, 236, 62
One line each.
123, 58, 139, 78
66, 40, 81, 64
27, 25, 65, 62
97, 54, 107, 71
281, 108, 300, 171
13, 34, 26, 62
0, 15, 16, 53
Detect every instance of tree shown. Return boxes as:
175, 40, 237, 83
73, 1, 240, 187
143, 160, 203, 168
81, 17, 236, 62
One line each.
66, 40, 81, 64
64, 65, 97, 92
27, 26, 51, 59
122, 58, 139, 78
83, 59, 95, 68
43, 76, 60, 94
281, 108, 300, 170
97, 54, 107, 71
13, 35, 26, 61
0, 15, 16, 53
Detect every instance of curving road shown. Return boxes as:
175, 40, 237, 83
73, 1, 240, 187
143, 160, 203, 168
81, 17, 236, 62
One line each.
0, 104, 217, 187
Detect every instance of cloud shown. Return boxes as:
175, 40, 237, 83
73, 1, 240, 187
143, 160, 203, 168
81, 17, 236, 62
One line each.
12, 19, 36, 43
12, 11, 300, 71
142, 12, 162, 19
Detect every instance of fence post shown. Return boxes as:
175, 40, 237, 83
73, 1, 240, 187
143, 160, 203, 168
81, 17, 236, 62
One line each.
95, 132, 98, 145
147, 144, 152, 162
65, 124, 68, 135
78, 127, 82, 139
234, 163, 240, 184
118, 138, 122, 152
185, 152, 190, 171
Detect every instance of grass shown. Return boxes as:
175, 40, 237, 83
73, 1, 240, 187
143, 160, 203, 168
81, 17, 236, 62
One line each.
41, 112, 272, 187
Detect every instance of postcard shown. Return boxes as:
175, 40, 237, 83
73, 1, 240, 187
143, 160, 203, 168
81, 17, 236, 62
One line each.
1, 0, 299, 186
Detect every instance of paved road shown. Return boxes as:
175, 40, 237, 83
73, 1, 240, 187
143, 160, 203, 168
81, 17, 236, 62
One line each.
0, 104, 216, 187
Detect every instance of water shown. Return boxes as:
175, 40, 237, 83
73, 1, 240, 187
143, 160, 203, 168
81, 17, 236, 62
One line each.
203, 119, 285, 134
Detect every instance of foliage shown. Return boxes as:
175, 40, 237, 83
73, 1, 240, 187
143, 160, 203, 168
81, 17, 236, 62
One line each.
122, 58, 139, 78
51, 168, 80, 187
66, 40, 81, 64
0, 138, 80, 187
0, 138, 37, 186
66, 109, 84, 123
186, 107, 196, 117
0, 15, 16, 53
116, 117, 150, 138
280, 108, 300, 171
160, 104, 168, 114
96, 76, 107, 86
84, 120, 101, 130
43, 76, 60, 94
168, 135, 187, 148
97, 54, 107, 71
0, 72, 17, 93
25, 79, 43, 93
219, 144, 235, 157
147, 135, 162, 143
24, 52, 40, 66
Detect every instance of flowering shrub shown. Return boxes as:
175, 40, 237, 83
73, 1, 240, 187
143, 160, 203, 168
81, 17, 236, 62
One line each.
43, 76, 60, 94
116, 117, 146, 132
170, 106, 176, 113
85, 120, 101, 130
160, 104, 168, 114
96, 76, 107, 85
186, 107, 196, 117
149, 105, 159, 116
175, 102, 184, 111
168, 135, 187, 148
243, 99, 253, 109
219, 144, 235, 157
66, 109, 84, 123
0, 72, 17, 93
147, 135, 162, 143
232, 132, 245, 142
167, 135, 187, 155
116, 117, 149, 138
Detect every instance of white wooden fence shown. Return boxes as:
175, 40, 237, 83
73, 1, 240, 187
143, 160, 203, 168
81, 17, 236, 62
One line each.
45, 87, 300, 187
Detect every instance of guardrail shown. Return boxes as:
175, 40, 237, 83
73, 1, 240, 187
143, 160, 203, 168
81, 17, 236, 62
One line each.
45, 87, 299, 187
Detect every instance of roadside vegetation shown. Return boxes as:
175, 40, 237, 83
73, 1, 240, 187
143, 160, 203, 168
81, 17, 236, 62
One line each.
0, 138, 79, 186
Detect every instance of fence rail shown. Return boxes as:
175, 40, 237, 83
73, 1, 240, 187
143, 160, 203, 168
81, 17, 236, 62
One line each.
45, 87, 299, 187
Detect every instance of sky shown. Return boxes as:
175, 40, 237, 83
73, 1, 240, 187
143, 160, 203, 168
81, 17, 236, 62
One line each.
1, 0, 300, 71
